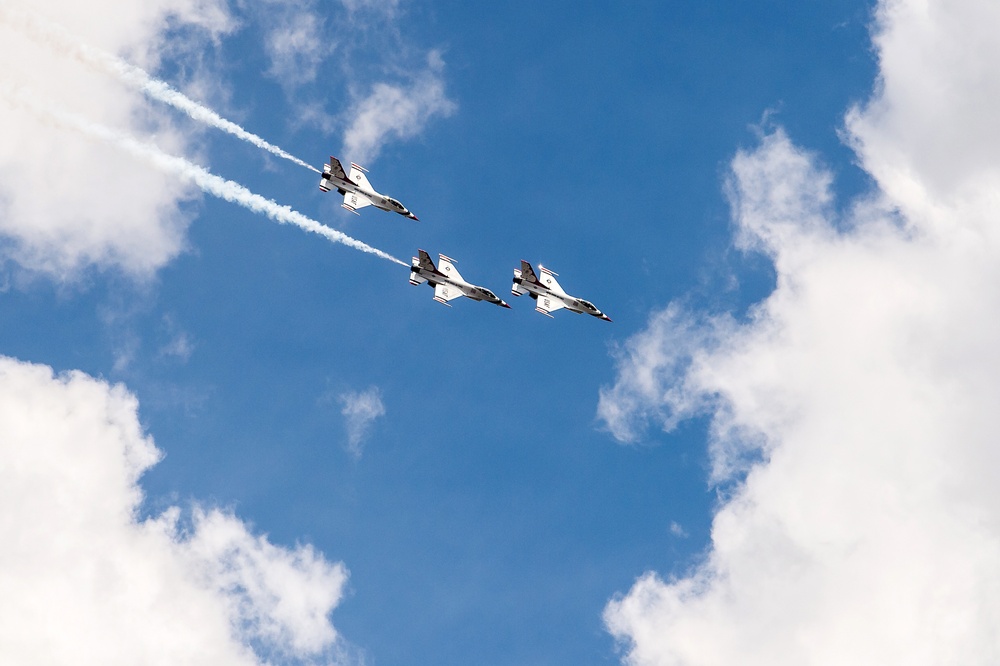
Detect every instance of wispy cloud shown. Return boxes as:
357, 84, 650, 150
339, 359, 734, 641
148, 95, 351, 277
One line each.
259, 0, 333, 90
339, 0, 401, 18
159, 331, 194, 363
601, 0, 1000, 661
338, 386, 386, 457
341, 50, 457, 165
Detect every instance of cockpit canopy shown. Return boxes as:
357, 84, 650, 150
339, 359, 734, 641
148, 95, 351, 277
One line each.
386, 197, 404, 210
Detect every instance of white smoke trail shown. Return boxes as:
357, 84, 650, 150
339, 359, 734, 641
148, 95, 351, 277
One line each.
0, 6, 322, 175
0, 85, 406, 266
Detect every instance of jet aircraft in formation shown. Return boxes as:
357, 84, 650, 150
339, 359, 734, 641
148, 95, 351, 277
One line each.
410, 250, 511, 309
409, 251, 610, 321
319, 156, 418, 220
512, 261, 612, 321
316, 156, 610, 321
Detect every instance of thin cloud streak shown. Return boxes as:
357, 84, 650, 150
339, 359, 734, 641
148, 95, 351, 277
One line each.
339, 386, 385, 458
2, 85, 407, 266
0, 6, 321, 174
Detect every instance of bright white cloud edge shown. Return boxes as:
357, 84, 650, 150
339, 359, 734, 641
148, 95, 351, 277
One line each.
0, 355, 348, 665
0, 0, 234, 281
600, 0, 1000, 663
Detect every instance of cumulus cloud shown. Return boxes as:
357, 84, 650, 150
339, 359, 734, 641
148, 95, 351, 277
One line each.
0, 356, 348, 665
600, 0, 1000, 662
0, 0, 235, 281
339, 386, 386, 457
341, 51, 456, 165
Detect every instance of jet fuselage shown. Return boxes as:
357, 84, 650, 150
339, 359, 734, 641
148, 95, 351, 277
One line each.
512, 267, 612, 321
413, 265, 507, 306
319, 158, 418, 220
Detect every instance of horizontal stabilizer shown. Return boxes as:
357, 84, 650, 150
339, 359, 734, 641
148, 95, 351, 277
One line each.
409, 269, 427, 286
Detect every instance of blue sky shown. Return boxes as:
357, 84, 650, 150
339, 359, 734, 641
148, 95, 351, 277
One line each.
13, 0, 1000, 664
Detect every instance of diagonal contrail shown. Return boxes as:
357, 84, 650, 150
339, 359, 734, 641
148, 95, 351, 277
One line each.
1, 85, 406, 267
0, 6, 322, 174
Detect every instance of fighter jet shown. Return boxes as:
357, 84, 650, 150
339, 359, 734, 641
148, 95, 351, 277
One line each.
319, 156, 418, 220
511, 261, 612, 321
410, 250, 511, 309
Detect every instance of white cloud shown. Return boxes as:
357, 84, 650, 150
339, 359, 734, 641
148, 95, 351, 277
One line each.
338, 386, 385, 457
600, 0, 1000, 662
598, 303, 733, 452
0, 355, 348, 664
260, 0, 332, 89
0, 0, 233, 281
341, 50, 456, 165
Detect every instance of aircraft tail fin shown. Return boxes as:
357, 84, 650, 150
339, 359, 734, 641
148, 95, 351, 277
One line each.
415, 249, 437, 272
519, 260, 541, 285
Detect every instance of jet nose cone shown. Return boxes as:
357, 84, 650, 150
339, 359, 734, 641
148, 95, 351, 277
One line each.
407, 212, 419, 221
500, 301, 512, 309
601, 313, 613, 322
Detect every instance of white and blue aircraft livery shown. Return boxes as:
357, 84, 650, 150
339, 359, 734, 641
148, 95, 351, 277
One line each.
512, 261, 612, 321
319, 156, 419, 220
410, 250, 511, 309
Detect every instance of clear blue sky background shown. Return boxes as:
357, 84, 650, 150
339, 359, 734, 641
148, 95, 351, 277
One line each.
0, 1, 877, 663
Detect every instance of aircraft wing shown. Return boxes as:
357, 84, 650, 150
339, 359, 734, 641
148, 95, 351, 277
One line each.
327, 157, 348, 181
343, 191, 374, 212
539, 266, 567, 295
535, 294, 566, 317
348, 163, 374, 192
433, 283, 465, 305
437, 255, 465, 282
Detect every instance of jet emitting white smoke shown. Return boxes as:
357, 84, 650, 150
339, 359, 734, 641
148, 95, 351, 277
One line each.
0, 86, 406, 266
0, 6, 322, 175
